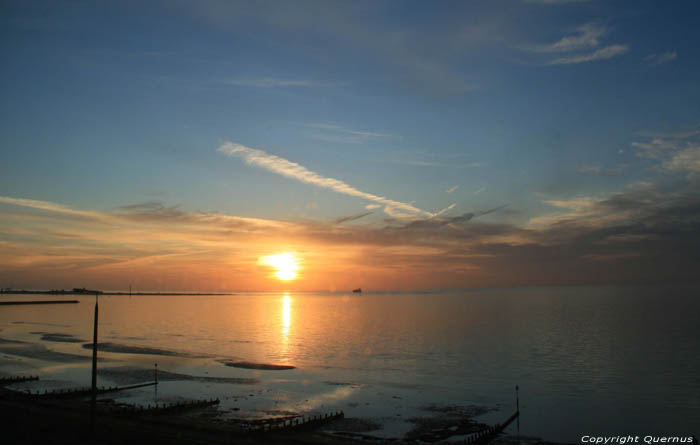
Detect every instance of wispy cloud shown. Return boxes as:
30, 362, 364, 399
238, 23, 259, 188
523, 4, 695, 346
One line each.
180, 2, 481, 97
433, 203, 456, 217
524, 23, 628, 65
577, 165, 625, 176
387, 151, 483, 169
547, 44, 628, 65
663, 146, 700, 177
0, 196, 108, 222
630, 129, 700, 180
637, 128, 700, 140
302, 123, 391, 144
644, 52, 677, 66
631, 138, 678, 159
303, 123, 390, 139
223, 78, 344, 88
524, 0, 592, 3
218, 142, 434, 218
0, 196, 289, 232
528, 181, 664, 229
528, 24, 606, 53
334, 212, 373, 224
396, 160, 484, 168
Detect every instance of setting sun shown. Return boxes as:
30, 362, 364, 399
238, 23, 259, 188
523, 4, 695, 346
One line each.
260, 252, 300, 281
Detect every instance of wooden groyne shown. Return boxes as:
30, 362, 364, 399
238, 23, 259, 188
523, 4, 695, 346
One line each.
0, 375, 39, 385
142, 398, 219, 414
0, 300, 79, 305
105, 398, 220, 415
463, 410, 520, 445
251, 411, 344, 433
21, 382, 157, 399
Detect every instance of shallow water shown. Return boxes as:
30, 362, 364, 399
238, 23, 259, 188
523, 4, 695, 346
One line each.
1, 285, 698, 441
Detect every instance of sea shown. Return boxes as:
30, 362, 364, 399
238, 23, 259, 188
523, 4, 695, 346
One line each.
1, 285, 698, 442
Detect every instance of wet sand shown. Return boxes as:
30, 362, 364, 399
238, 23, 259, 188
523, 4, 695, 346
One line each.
34, 332, 87, 343
0, 389, 358, 444
83, 342, 212, 358
0, 340, 97, 363
0, 329, 518, 443
99, 366, 259, 385
0, 387, 538, 445
0, 335, 537, 444
0, 337, 510, 442
0, 292, 555, 443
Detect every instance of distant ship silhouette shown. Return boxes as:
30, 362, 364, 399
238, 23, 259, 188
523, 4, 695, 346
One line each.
352, 288, 362, 293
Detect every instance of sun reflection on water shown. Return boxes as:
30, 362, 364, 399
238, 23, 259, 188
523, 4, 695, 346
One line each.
282, 293, 291, 337
279, 293, 292, 361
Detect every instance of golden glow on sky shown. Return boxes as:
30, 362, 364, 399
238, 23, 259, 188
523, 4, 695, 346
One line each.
260, 252, 300, 281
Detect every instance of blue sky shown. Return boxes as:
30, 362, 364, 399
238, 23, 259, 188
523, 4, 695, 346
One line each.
1, 1, 699, 290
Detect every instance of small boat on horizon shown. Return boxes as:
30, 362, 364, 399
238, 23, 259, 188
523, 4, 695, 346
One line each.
352, 288, 362, 293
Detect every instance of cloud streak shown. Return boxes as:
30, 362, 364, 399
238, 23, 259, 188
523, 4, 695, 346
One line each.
547, 44, 628, 65
334, 212, 373, 224
645, 52, 677, 66
224, 78, 344, 88
529, 24, 606, 53
0, 196, 109, 222
524, 0, 591, 3
433, 203, 456, 217
524, 23, 628, 65
302, 123, 392, 144
577, 165, 625, 176
218, 142, 434, 218
632, 131, 700, 178
303, 123, 390, 139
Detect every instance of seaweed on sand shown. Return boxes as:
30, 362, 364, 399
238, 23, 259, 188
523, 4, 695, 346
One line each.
218, 360, 295, 370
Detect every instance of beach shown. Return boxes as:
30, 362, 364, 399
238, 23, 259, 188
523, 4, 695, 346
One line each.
1, 286, 698, 442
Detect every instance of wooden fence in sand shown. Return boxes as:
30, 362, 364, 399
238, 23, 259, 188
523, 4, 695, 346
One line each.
249, 410, 345, 433
463, 410, 519, 444
0, 375, 40, 385
21, 382, 157, 399
105, 398, 221, 415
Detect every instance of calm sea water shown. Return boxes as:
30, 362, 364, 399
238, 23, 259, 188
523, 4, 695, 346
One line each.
1, 285, 698, 441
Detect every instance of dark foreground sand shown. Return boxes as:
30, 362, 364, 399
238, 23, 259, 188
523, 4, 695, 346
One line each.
1, 385, 572, 445
0, 389, 355, 444
0, 391, 572, 445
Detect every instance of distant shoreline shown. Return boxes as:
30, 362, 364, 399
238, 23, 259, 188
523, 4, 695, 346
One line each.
0, 290, 234, 296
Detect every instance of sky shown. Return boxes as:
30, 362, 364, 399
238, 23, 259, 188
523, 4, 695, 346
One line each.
1, 0, 699, 291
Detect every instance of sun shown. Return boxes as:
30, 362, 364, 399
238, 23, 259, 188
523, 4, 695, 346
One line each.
260, 252, 300, 281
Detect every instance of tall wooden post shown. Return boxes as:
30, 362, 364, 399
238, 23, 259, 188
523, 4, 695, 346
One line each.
90, 292, 99, 434
154, 363, 158, 405
516, 384, 520, 436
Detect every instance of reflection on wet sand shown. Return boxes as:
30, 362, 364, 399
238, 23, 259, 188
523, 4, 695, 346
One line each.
289, 385, 356, 412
